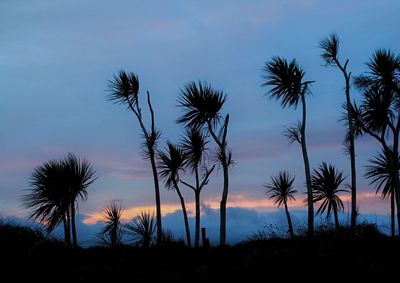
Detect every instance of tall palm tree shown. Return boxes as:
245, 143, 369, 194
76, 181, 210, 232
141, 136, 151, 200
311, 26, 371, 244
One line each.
262, 57, 315, 236
125, 211, 156, 247
354, 49, 400, 236
158, 142, 191, 247
311, 162, 347, 231
177, 81, 231, 245
365, 148, 399, 237
320, 33, 358, 229
264, 171, 297, 238
108, 71, 163, 245
98, 201, 124, 247
180, 128, 215, 247
22, 153, 96, 247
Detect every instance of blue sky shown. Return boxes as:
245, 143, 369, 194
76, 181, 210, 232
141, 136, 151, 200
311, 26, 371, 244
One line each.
1, 0, 399, 243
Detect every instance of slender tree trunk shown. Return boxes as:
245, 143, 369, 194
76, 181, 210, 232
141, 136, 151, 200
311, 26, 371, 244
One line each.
284, 201, 294, 238
173, 180, 191, 247
300, 94, 314, 237
333, 208, 340, 231
149, 148, 163, 245
219, 160, 229, 246
392, 128, 400, 238
70, 203, 77, 247
62, 214, 70, 246
195, 190, 201, 247
336, 60, 357, 229
65, 207, 71, 247
391, 190, 395, 237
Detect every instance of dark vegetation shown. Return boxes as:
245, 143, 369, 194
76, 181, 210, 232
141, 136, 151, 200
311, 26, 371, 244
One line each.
1, 221, 399, 282
2, 33, 400, 280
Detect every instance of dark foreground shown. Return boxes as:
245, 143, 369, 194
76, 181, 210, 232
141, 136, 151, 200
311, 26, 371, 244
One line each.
1, 223, 399, 282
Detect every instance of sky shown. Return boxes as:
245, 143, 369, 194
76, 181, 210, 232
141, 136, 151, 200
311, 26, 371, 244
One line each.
1, 0, 400, 244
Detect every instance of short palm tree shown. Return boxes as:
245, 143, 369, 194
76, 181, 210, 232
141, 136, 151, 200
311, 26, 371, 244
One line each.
365, 148, 399, 237
98, 201, 124, 247
125, 211, 156, 247
108, 71, 163, 245
264, 171, 297, 238
23, 159, 71, 245
158, 142, 191, 247
311, 163, 347, 231
22, 153, 96, 247
177, 81, 230, 245
262, 57, 315, 236
62, 153, 96, 247
320, 33, 358, 229
180, 128, 215, 247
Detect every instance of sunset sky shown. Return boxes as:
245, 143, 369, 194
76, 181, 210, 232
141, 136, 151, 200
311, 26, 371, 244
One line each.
1, 0, 399, 243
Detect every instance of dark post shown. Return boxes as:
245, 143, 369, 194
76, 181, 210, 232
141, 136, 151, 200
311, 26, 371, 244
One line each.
201, 227, 210, 247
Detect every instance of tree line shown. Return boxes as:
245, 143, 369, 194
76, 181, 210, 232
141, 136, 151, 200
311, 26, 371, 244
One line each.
22, 33, 400, 246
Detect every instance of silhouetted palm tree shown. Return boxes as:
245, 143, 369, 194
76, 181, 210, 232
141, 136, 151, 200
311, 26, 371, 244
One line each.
262, 57, 315, 236
22, 153, 96, 247
354, 49, 400, 236
62, 153, 96, 247
23, 159, 71, 245
108, 71, 163, 245
180, 128, 215, 247
177, 81, 231, 245
158, 142, 191, 247
125, 211, 156, 247
365, 148, 399, 237
98, 201, 124, 247
311, 163, 347, 231
320, 33, 358, 229
264, 171, 297, 238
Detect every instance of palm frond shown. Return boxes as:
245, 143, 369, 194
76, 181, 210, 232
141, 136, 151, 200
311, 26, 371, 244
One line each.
181, 127, 208, 172
319, 33, 339, 66
264, 171, 297, 208
125, 211, 155, 247
157, 142, 187, 189
177, 81, 227, 129
107, 71, 140, 107
283, 121, 302, 145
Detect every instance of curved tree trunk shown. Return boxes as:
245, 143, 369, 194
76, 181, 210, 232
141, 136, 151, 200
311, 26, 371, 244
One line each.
173, 180, 191, 247
300, 94, 314, 237
284, 201, 294, 238
70, 203, 77, 247
149, 149, 163, 245
220, 160, 229, 246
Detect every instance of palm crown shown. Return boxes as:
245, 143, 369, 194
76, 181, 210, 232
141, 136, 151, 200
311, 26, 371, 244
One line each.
107, 71, 140, 106
262, 57, 312, 108
311, 162, 347, 218
264, 171, 297, 207
158, 142, 187, 189
177, 81, 226, 129
181, 127, 208, 172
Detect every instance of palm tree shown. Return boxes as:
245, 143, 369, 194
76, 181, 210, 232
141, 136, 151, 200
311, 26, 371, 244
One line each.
23, 159, 71, 245
365, 148, 399, 237
354, 49, 400, 236
158, 142, 191, 247
180, 128, 215, 247
311, 162, 347, 231
98, 201, 124, 247
22, 153, 96, 247
320, 33, 358, 229
108, 71, 163, 245
125, 211, 156, 247
177, 81, 231, 245
262, 57, 315, 236
62, 153, 96, 247
264, 171, 297, 238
